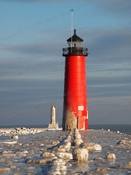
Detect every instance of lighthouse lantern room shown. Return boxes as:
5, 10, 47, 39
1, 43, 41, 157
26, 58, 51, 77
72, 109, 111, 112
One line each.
63, 29, 88, 56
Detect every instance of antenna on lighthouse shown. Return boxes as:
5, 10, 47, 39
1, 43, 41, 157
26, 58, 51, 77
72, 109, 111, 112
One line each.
70, 9, 74, 51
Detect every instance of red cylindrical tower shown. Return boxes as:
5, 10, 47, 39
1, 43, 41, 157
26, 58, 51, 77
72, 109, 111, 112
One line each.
62, 29, 88, 130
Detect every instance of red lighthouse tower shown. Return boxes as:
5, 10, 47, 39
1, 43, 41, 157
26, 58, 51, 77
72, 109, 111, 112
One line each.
62, 29, 88, 130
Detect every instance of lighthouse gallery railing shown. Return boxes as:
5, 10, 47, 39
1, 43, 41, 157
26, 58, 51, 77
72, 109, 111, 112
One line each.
63, 47, 88, 56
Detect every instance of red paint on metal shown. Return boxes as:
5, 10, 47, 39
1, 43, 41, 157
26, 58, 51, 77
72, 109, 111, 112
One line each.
63, 55, 88, 130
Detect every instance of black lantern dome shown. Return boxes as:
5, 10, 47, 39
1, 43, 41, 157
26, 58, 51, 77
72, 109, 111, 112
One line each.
67, 29, 83, 42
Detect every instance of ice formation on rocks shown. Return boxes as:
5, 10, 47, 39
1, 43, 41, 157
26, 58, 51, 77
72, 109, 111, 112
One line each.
12, 135, 19, 140
57, 147, 66, 152
73, 148, 88, 162
0, 168, 11, 173
75, 133, 81, 139
74, 138, 83, 146
117, 138, 131, 149
106, 153, 116, 159
16, 150, 28, 157
73, 128, 84, 146
120, 162, 131, 169
58, 141, 71, 152
25, 157, 55, 164
0, 127, 44, 136
52, 140, 60, 145
4, 141, 18, 145
56, 152, 73, 161
74, 128, 79, 133
42, 152, 55, 157
47, 158, 67, 175
80, 142, 102, 152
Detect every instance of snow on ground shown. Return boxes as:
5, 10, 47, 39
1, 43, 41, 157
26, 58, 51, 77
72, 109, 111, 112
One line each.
0, 127, 131, 174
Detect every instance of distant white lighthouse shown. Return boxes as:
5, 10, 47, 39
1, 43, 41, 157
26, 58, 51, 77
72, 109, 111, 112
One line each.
48, 105, 59, 130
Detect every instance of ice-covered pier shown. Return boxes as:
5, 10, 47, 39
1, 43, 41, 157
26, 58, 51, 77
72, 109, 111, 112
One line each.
0, 127, 131, 174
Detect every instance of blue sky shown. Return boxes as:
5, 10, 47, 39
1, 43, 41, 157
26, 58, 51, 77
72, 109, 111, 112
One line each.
0, 0, 131, 126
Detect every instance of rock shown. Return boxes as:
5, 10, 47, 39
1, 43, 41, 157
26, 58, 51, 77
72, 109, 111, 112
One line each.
52, 158, 66, 166
63, 139, 70, 143
46, 158, 67, 175
73, 148, 88, 162
0, 158, 5, 163
21, 127, 26, 130
94, 157, 103, 161
36, 130, 41, 133
10, 165, 16, 169
12, 135, 19, 140
59, 141, 71, 151
48, 169, 61, 175
0, 168, 11, 173
74, 128, 79, 133
57, 147, 66, 152
42, 152, 55, 157
75, 133, 81, 139
52, 140, 60, 145
16, 150, 28, 157
4, 141, 17, 145
74, 138, 83, 146
3, 153, 16, 158
11, 127, 39, 135
56, 152, 73, 161
96, 167, 110, 172
120, 162, 131, 169
106, 153, 116, 159
23, 150, 28, 153
2, 150, 13, 154
23, 143, 30, 147
116, 138, 131, 149
120, 139, 127, 144
63, 141, 71, 151
15, 127, 21, 131
39, 158, 53, 164
81, 142, 102, 152
74, 131, 81, 137
26, 157, 54, 164
66, 135, 71, 141
17, 152, 26, 157
59, 165, 67, 171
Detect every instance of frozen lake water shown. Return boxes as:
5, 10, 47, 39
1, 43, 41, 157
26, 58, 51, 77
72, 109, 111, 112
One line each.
0, 128, 131, 174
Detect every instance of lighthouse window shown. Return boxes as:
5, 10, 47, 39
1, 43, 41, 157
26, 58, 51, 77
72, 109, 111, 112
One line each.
80, 42, 82, 47
68, 42, 71, 47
